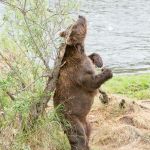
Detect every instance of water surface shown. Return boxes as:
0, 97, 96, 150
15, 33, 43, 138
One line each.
0, 1, 150, 74
81, 0, 150, 74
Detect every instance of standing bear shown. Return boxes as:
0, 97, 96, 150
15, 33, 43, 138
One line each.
53, 16, 113, 150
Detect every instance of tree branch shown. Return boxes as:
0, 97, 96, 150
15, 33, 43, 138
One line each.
23, 16, 49, 69
0, 0, 26, 14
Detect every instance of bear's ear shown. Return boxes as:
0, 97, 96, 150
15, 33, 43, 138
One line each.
59, 31, 66, 37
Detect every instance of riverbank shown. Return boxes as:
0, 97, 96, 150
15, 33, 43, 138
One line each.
0, 73, 150, 150
88, 73, 150, 149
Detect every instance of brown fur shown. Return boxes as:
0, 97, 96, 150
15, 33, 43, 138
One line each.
88, 53, 110, 104
60, 16, 87, 46
88, 53, 103, 68
54, 16, 113, 150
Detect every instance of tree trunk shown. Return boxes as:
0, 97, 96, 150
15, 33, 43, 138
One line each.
27, 43, 66, 128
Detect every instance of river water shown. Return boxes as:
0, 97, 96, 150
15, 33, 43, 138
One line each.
81, 0, 150, 74
0, 1, 150, 74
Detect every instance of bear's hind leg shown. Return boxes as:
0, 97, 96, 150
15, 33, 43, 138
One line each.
64, 115, 90, 150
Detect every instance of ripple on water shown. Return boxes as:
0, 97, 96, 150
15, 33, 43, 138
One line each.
81, 0, 150, 74
0, 1, 150, 74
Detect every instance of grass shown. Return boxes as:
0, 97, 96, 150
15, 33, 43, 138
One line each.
0, 108, 70, 150
103, 74, 150, 100
1, 68, 150, 150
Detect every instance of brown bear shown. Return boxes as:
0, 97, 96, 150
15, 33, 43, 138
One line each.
54, 16, 113, 150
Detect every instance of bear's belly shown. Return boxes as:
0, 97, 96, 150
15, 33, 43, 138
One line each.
54, 87, 97, 117
66, 95, 94, 117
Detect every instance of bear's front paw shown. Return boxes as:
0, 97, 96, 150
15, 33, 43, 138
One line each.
102, 68, 113, 79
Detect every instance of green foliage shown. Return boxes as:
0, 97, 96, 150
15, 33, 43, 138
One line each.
103, 74, 150, 100
0, 0, 79, 149
11, 110, 70, 150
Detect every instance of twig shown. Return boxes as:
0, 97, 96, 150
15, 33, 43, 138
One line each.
23, 16, 49, 69
0, 51, 26, 87
23, 0, 27, 11
0, 0, 26, 14
6, 91, 15, 101
12, 74, 50, 96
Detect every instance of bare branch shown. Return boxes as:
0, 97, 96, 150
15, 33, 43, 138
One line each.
23, 0, 27, 11
0, 0, 26, 14
0, 51, 26, 87
6, 91, 15, 101
23, 16, 49, 69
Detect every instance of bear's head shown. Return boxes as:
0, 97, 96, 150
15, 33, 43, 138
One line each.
60, 16, 87, 46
